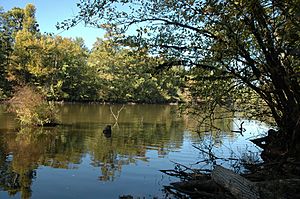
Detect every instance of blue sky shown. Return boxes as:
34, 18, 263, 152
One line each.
1, 0, 105, 49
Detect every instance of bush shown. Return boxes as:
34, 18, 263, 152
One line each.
8, 86, 58, 126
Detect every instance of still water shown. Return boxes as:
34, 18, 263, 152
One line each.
0, 104, 269, 199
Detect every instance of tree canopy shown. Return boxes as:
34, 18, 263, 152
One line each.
88, 32, 185, 103
0, 4, 184, 103
59, 0, 300, 159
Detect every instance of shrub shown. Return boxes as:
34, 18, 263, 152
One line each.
8, 86, 58, 126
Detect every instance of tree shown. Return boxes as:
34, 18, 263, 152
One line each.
37, 35, 96, 101
2, 4, 96, 101
60, 0, 300, 159
22, 4, 39, 33
0, 6, 24, 39
89, 32, 184, 103
11, 33, 97, 101
0, 9, 9, 99
4, 4, 40, 85
0, 6, 21, 98
0, 6, 26, 98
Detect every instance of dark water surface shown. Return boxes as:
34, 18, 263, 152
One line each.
0, 104, 269, 199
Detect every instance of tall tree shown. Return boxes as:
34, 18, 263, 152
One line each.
11, 34, 96, 101
0, 6, 25, 97
89, 32, 184, 103
4, 4, 95, 101
0, 8, 10, 98
60, 0, 300, 158
4, 4, 40, 85
22, 4, 39, 33
1, 6, 24, 38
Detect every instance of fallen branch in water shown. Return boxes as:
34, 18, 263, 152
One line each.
212, 166, 260, 199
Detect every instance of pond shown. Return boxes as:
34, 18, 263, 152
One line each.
0, 104, 269, 199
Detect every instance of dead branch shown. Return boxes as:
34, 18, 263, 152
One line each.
110, 104, 125, 122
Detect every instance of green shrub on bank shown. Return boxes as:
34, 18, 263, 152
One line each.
8, 86, 58, 126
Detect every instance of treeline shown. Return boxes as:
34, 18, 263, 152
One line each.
0, 4, 186, 103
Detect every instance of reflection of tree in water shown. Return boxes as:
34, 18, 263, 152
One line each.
185, 108, 236, 145
88, 120, 186, 182
0, 158, 35, 199
0, 126, 89, 198
0, 104, 239, 197
0, 146, 19, 196
0, 131, 36, 199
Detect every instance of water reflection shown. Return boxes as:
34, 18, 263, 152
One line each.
0, 104, 265, 199
0, 128, 42, 199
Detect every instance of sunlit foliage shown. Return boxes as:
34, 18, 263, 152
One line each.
1, 4, 184, 103
89, 32, 185, 103
8, 86, 58, 126
63, 0, 300, 156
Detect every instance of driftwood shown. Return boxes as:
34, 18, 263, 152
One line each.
211, 166, 260, 199
163, 163, 300, 199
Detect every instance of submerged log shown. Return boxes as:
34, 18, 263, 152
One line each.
211, 166, 260, 199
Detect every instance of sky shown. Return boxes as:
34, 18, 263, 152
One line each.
1, 0, 105, 49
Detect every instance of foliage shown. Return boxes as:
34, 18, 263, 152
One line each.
89, 34, 185, 103
8, 86, 58, 126
8, 20, 96, 101
0, 5, 100, 102
0, 4, 39, 97
1, 4, 184, 103
63, 0, 300, 156
0, 7, 13, 98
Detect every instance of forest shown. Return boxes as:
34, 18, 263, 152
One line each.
0, 4, 185, 103
2, 1, 298, 156
1, 0, 300, 198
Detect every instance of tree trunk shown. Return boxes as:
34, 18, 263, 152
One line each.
211, 166, 260, 199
